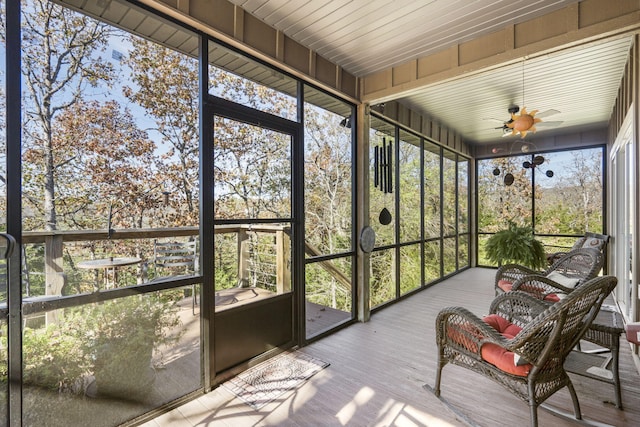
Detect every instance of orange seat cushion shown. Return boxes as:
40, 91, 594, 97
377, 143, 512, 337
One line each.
480, 314, 532, 377
445, 314, 534, 376
543, 293, 560, 302
483, 314, 521, 338
497, 279, 512, 292
446, 321, 483, 353
499, 279, 551, 300
481, 344, 531, 376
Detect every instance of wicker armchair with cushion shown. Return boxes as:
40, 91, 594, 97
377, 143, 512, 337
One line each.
433, 275, 617, 427
494, 247, 603, 301
546, 232, 609, 265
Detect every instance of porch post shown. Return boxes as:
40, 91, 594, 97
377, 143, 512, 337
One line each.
357, 102, 371, 322
276, 229, 291, 293
44, 234, 64, 323
237, 227, 250, 287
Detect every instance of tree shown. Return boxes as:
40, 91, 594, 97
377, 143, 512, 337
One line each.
565, 149, 603, 232
24, 100, 157, 230
424, 150, 441, 238
442, 156, 457, 235
15, 0, 115, 231
477, 156, 534, 232
304, 105, 352, 255
213, 120, 291, 217
303, 106, 353, 310
122, 39, 200, 226
397, 140, 421, 243
122, 40, 298, 227
0, 84, 6, 228
534, 149, 603, 235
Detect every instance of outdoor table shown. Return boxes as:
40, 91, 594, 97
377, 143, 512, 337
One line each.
565, 306, 624, 408
77, 257, 142, 290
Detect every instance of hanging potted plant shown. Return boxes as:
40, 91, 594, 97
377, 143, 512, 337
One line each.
485, 221, 546, 269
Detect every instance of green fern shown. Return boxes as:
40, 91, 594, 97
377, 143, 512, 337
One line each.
485, 222, 546, 269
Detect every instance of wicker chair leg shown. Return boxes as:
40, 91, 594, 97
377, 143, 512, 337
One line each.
566, 380, 582, 420
529, 403, 538, 427
527, 381, 539, 427
434, 359, 444, 397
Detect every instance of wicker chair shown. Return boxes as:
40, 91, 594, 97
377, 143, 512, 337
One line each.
546, 232, 609, 265
494, 247, 603, 300
433, 275, 617, 427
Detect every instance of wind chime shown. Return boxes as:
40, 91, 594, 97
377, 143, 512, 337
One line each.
492, 141, 554, 186
374, 138, 393, 225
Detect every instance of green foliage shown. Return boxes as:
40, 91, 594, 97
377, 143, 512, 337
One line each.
399, 245, 421, 294
0, 294, 181, 397
0, 325, 89, 393
370, 250, 395, 307
484, 222, 546, 269
478, 149, 604, 238
305, 258, 352, 312
215, 267, 236, 290
72, 294, 181, 396
76, 294, 180, 357
443, 238, 459, 275
24, 244, 46, 296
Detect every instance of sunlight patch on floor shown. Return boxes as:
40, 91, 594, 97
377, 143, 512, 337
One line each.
336, 386, 375, 425
376, 399, 458, 427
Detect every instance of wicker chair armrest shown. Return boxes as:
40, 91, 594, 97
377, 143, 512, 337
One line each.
436, 306, 506, 356
494, 264, 541, 287
548, 250, 569, 257
548, 248, 604, 280
546, 250, 569, 263
504, 277, 617, 364
489, 290, 549, 328
510, 274, 575, 300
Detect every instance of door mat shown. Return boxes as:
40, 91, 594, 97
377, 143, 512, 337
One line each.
223, 351, 329, 410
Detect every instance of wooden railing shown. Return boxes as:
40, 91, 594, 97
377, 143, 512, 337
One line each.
21, 224, 293, 298
20, 223, 353, 306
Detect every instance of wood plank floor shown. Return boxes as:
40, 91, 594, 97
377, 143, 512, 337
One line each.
140, 268, 640, 427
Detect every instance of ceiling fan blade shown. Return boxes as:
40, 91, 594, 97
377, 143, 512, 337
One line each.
483, 117, 506, 123
536, 120, 564, 127
535, 109, 561, 119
